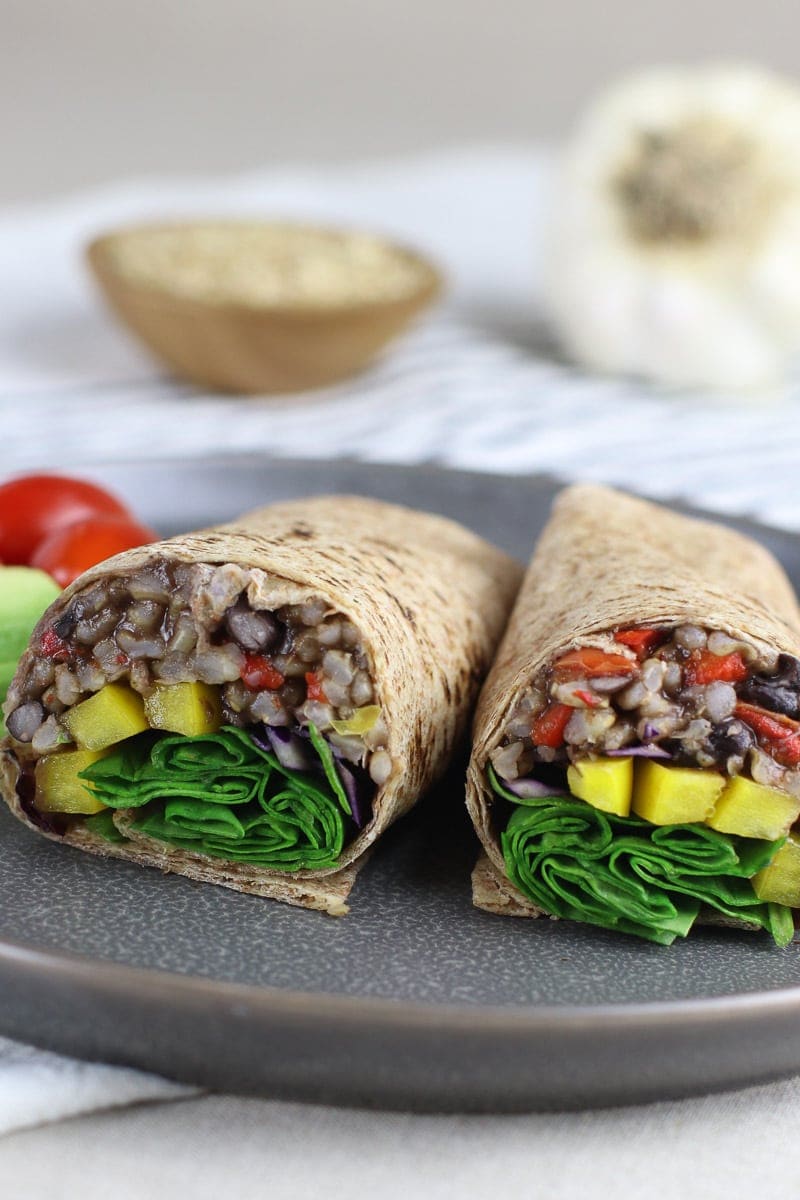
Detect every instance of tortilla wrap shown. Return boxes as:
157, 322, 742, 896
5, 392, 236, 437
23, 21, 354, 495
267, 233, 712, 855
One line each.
467, 484, 800, 942
2, 494, 522, 914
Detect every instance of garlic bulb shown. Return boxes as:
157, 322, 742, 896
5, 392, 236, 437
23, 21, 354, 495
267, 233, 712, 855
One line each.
543, 65, 800, 389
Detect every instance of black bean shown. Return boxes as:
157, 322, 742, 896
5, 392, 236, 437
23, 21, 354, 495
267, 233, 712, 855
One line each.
53, 607, 78, 640
6, 701, 44, 742
295, 630, 320, 662
707, 718, 757, 764
774, 652, 799, 684
275, 623, 295, 657
225, 605, 279, 652
280, 679, 305, 708
739, 654, 800, 717
660, 741, 695, 767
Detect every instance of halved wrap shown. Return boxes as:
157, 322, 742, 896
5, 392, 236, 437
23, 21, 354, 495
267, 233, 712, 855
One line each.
467, 484, 800, 946
1, 495, 521, 914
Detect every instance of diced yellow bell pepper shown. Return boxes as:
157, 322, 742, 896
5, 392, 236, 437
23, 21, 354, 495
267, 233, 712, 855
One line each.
567, 757, 633, 816
330, 705, 380, 736
753, 835, 800, 906
144, 681, 222, 737
632, 760, 724, 825
707, 775, 800, 841
63, 683, 149, 750
35, 747, 110, 814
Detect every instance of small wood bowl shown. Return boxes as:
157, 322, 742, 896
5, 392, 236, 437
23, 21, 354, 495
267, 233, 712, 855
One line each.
86, 221, 443, 395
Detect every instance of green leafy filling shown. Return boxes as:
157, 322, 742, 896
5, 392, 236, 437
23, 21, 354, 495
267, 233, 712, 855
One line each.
489, 766, 794, 947
80, 725, 352, 871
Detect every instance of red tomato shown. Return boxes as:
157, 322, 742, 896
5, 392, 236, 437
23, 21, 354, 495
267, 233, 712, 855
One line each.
39, 628, 70, 660
305, 671, 328, 702
0, 474, 133, 565
30, 516, 158, 587
241, 655, 285, 691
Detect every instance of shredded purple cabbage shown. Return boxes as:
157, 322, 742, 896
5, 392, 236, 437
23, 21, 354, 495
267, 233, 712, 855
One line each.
249, 724, 370, 828
251, 726, 315, 771
249, 725, 281, 754
336, 760, 369, 828
505, 743, 671, 798
504, 776, 568, 798
607, 745, 671, 759
289, 723, 344, 757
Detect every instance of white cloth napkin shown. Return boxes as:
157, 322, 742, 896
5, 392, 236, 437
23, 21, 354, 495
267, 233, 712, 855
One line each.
1, 146, 800, 1147
0, 1037, 194, 1134
5, 1077, 800, 1199
2, 147, 800, 529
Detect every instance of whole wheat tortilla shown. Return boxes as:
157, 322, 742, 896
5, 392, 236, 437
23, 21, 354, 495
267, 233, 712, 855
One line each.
466, 483, 800, 918
1, 494, 522, 914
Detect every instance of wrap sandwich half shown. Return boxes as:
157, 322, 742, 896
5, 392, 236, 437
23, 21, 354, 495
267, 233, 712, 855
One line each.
467, 484, 800, 946
1, 495, 522, 914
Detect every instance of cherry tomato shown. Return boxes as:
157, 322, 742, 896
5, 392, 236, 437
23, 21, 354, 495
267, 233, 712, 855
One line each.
30, 516, 158, 587
0, 474, 133, 565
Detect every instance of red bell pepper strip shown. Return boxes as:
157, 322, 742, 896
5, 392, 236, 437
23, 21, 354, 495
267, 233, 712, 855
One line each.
554, 647, 636, 679
531, 702, 573, 748
573, 688, 601, 709
735, 702, 800, 766
613, 628, 664, 658
240, 655, 285, 692
685, 650, 749, 686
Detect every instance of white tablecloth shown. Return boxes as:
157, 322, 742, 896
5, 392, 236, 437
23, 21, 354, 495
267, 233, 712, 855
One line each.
2, 146, 800, 1196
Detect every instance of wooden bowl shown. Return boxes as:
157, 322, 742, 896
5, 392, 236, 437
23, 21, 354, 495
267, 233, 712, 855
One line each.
86, 221, 443, 395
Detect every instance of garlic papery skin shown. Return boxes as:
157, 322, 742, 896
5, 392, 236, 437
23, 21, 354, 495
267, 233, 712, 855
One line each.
543, 65, 800, 390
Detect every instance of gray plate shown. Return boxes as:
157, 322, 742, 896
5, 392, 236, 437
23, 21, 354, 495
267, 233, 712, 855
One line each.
3, 457, 800, 1113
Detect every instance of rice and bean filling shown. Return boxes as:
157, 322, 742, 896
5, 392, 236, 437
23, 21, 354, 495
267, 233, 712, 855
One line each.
491, 623, 800, 798
5, 560, 392, 804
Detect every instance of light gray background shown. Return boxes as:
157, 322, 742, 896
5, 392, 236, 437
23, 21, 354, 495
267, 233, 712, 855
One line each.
4, 0, 799, 202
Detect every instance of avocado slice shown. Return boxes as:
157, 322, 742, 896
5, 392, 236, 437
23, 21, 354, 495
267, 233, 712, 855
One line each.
0, 566, 60, 710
